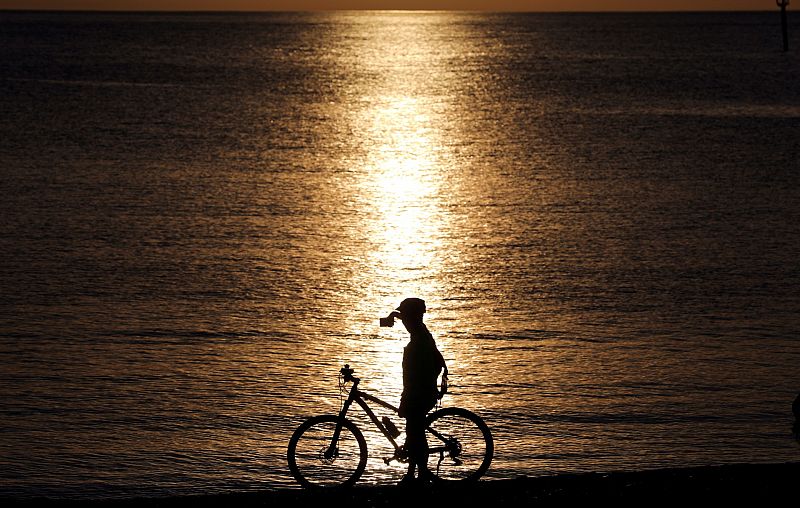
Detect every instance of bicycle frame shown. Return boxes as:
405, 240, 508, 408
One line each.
331, 373, 453, 464
335, 376, 403, 452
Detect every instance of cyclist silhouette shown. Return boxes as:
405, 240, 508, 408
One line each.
385, 297, 448, 485
287, 301, 492, 488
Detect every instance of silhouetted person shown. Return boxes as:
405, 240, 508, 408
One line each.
383, 298, 447, 485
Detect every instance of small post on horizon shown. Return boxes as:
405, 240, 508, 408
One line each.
778, 0, 790, 52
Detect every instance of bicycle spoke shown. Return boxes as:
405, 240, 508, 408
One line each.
288, 416, 367, 488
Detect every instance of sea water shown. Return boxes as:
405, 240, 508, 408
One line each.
1, 11, 799, 499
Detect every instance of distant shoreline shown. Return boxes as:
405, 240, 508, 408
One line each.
6, 462, 799, 507
0, 9, 779, 14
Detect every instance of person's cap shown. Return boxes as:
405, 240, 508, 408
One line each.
396, 298, 426, 316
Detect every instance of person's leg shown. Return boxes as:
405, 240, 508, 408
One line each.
403, 461, 416, 481
414, 415, 432, 480
399, 415, 417, 484
405, 412, 428, 479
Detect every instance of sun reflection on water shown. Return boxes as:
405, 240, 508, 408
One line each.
294, 18, 506, 482
363, 97, 443, 288
347, 93, 449, 411
327, 19, 467, 480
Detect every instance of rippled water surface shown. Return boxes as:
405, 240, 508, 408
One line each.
1, 11, 799, 499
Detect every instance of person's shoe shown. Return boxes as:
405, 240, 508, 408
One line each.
417, 468, 436, 484
397, 473, 417, 487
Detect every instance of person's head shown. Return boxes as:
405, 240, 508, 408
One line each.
396, 298, 426, 325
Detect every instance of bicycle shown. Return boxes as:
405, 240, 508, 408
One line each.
287, 364, 493, 488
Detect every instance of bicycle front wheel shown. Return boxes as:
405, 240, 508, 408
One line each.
287, 415, 368, 488
425, 407, 493, 483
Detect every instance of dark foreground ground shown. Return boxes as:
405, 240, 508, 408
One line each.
6, 462, 799, 507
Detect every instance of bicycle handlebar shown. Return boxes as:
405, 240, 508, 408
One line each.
340, 364, 359, 383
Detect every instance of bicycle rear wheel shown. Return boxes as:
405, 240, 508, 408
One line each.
287, 415, 368, 488
425, 407, 493, 482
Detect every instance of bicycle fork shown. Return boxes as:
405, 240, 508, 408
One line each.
327, 383, 359, 460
